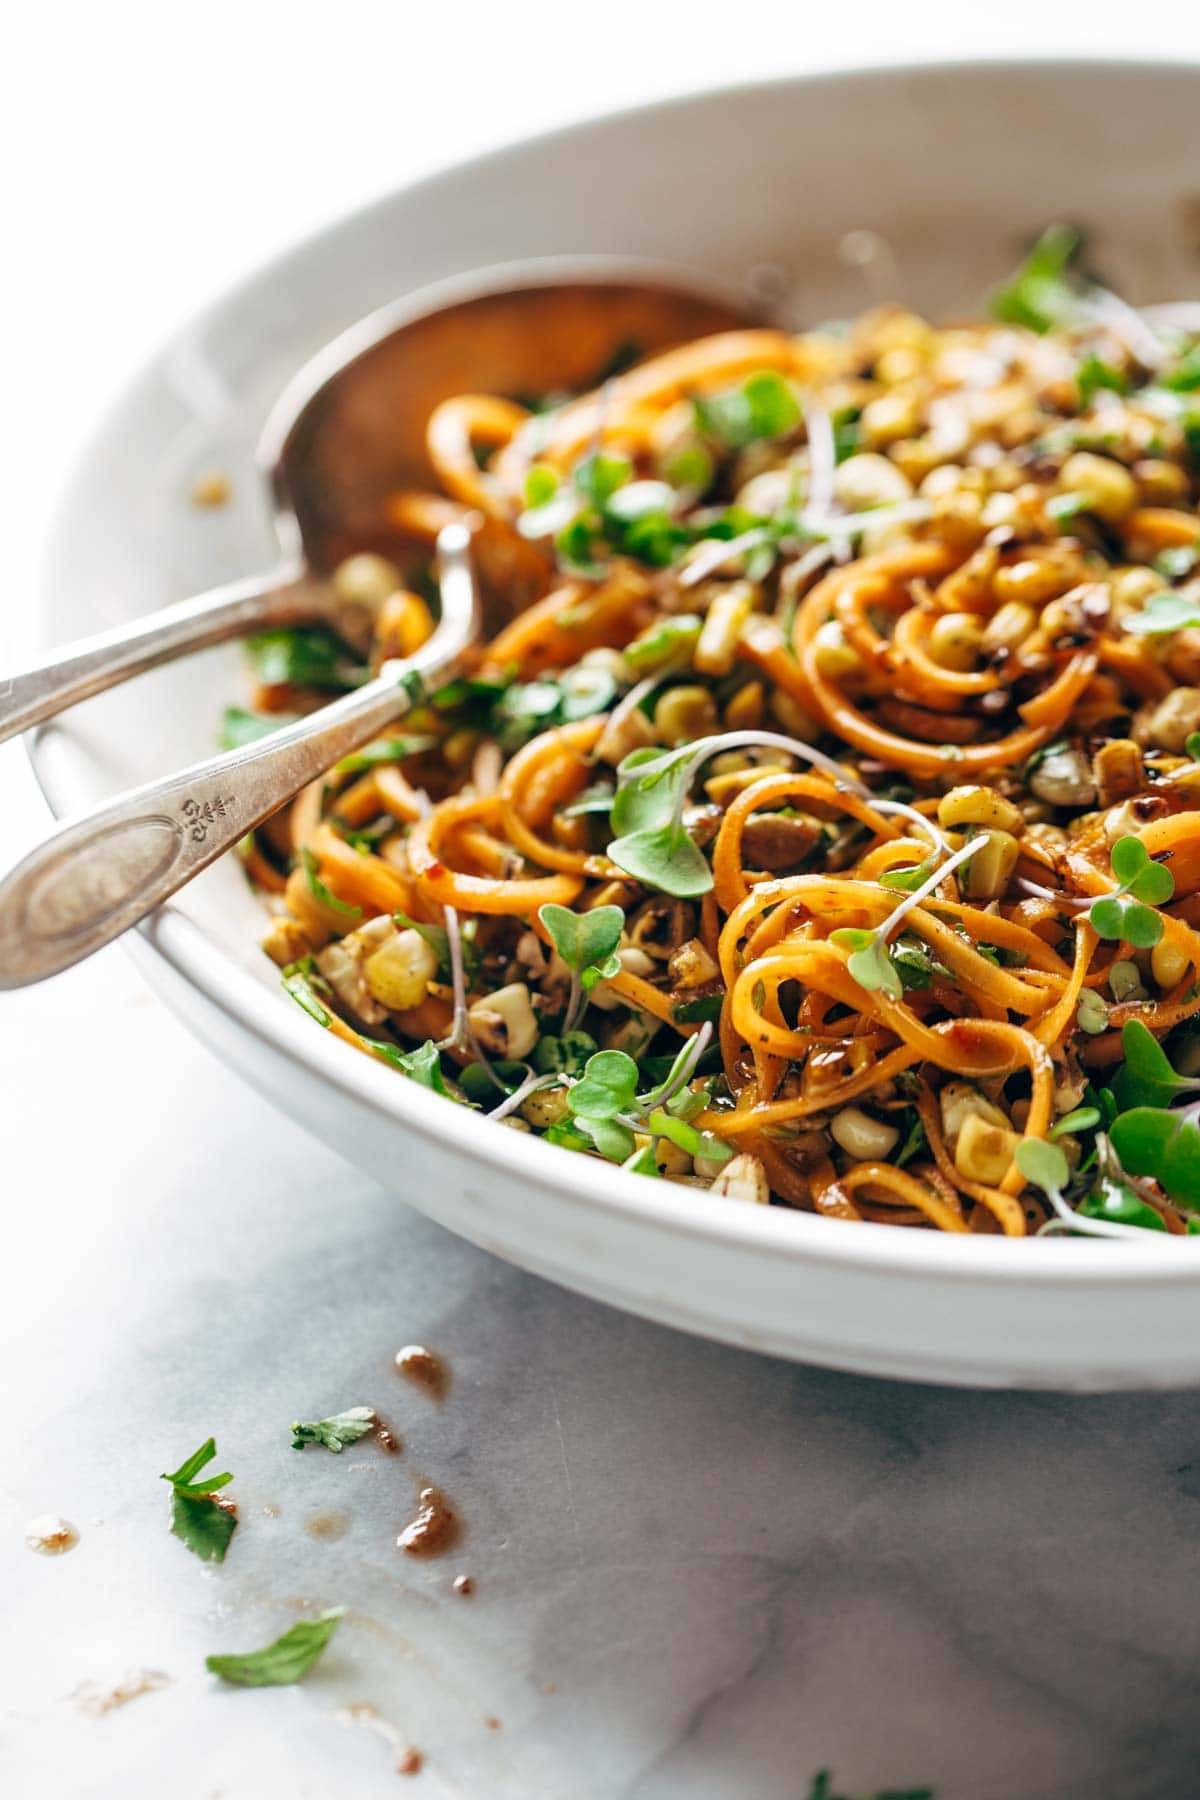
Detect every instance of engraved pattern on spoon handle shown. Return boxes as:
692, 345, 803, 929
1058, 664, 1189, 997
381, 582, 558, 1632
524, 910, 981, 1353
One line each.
0, 565, 316, 744
0, 526, 479, 986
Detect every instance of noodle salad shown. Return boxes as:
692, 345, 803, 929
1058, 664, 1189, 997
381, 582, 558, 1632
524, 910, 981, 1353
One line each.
228, 229, 1200, 1239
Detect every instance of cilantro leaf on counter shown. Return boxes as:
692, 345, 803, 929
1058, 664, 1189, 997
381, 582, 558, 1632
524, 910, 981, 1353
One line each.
205, 1608, 345, 1687
290, 1407, 377, 1453
162, 1438, 237, 1563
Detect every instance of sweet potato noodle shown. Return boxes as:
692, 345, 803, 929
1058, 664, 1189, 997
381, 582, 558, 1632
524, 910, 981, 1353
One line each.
234, 246, 1200, 1238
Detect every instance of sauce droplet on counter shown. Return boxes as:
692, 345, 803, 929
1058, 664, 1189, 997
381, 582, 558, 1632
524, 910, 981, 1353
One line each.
374, 1420, 401, 1454
397, 1748, 424, 1777
394, 1345, 447, 1399
452, 1574, 474, 1596
336, 1702, 422, 1777
305, 1509, 349, 1542
397, 1486, 459, 1557
25, 1514, 79, 1555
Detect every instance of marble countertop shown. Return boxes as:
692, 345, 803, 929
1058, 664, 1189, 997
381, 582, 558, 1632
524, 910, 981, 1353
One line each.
8, 21, 1200, 1796
4, 727, 1200, 1799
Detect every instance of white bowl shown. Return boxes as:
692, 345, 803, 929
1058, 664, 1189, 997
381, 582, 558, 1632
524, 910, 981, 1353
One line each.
30, 58, 1200, 1390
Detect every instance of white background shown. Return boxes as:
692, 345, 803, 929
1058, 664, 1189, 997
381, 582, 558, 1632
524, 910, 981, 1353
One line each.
5, 7, 1200, 1796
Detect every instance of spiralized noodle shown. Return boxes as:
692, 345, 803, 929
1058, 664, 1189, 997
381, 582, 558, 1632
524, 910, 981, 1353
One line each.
235, 268, 1200, 1238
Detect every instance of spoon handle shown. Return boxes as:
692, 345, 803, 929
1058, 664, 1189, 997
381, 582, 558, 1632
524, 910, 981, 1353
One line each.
0, 565, 317, 746
0, 526, 479, 988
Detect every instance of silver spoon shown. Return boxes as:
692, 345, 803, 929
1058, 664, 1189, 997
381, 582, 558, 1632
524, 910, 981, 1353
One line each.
0, 261, 750, 743
0, 521, 478, 988
0, 263, 753, 988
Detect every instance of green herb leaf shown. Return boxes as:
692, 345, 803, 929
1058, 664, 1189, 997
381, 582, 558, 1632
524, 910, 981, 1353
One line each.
895, 1111, 927, 1168
1112, 1020, 1198, 1111
246, 626, 366, 691
694, 371, 801, 449
830, 928, 903, 1000
878, 858, 939, 894
1015, 1137, 1069, 1199
206, 1609, 345, 1688
290, 1407, 376, 1453
539, 903, 625, 985
532, 1031, 599, 1076
281, 959, 332, 1027
1076, 352, 1129, 406
990, 223, 1086, 334
1122, 592, 1200, 635
673, 994, 724, 1024
574, 450, 633, 506
300, 848, 362, 919
622, 1142, 661, 1178
1160, 344, 1200, 393
607, 822, 713, 898
1110, 1106, 1200, 1208
1049, 1106, 1101, 1140
623, 614, 703, 673
162, 1439, 237, 1563
574, 1114, 638, 1162
367, 1038, 449, 1095
1078, 1176, 1168, 1232
524, 464, 559, 507
662, 443, 714, 492
567, 1050, 640, 1121
332, 735, 434, 777
610, 744, 697, 835
220, 706, 286, 749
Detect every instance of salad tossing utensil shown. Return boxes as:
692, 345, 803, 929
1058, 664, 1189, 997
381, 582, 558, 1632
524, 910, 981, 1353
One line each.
0, 263, 750, 745
0, 522, 480, 987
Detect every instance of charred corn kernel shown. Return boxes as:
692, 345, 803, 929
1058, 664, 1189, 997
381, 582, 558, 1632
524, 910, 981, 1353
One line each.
709, 1152, 770, 1202
1151, 939, 1191, 990
859, 391, 921, 447
1147, 688, 1200, 753
1134, 457, 1190, 506
1102, 799, 1147, 845
363, 928, 439, 1011
830, 1106, 900, 1161
940, 1081, 1009, 1145
668, 938, 720, 990
961, 828, 1020, 900
928, 611, 985, 672
580, 646, 633, 683
467, 982, 539, 1060
833, 452, 913, 510
981, 600, 1037, 654
1028, 744, 1097, 807
936, 785, 1023, 832
724, 679, 764, 731
442, 727, 479, 770
1110, 566, 1163, 619
991, 558, 1070, 608
888, 436, 941, 485
875, 346, 925, 385
261, 915, 312, 967
813, 619, 864, 680
653, 684, 719, 744
920, 463, 967, 500
1059, 451, 1137, 523
595, 702, 656, 767
1092, 738, 1145, 807
955, 1113, 1021, 1186
695, 583, 756, 676
520, 1086, 570, 1129
332, 553, 402, 610
770, 687, 820, 738
654, 1136, 693, 1177
934, 543, 998, 612
930, 488, 986, 549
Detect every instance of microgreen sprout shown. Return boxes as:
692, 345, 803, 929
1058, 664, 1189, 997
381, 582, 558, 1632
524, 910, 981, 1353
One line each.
1088, 836, 1174, 946
1016, 1137, 1153, 1240
538, 902, 625, 1031
607, 730, 865, 898
1121, 591, 1200, 636
831, 838, 985, 999
562, 1025, 728, 1170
